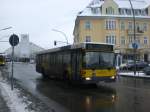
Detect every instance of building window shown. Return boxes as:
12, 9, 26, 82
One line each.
112, 21, 116, 29
141, 10, 146, 16
129, 36, 133, 43
108, 21, 111, 29
120, 21, 125, 30
120, 9, 126, 15
128, 22, 133, 30
85, 36, 91, 42
105, 20, 116, 30
106, 35, 116, 44
136, 37, 140, 44
136, 22, 140, 32
134, 9, 140, 16
106, 21, 108, 29
91, 7, 100, 14
106, 36, 109, 43
106, 7, 114, 15
85, 21, 91, 29
143, 23, 147, 32
111, 35, 116, 44
121, 36, 126, 45
144, 37, 148, 44
126, 9, 132, 15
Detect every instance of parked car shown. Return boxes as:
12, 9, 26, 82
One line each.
136, 61, 148, 70
120, 61, 148, 71
119, 60, 133, 70
143, 66, 150, 75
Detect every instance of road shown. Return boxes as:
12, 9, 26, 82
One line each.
2, 63, 150, 112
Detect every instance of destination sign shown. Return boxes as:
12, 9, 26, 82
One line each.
86, 43, 113, 51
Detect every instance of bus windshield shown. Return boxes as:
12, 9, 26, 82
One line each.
83, 52, 115, 69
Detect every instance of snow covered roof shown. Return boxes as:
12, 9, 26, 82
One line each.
115, 0, 149, 9
78, 8, 92, 16
89, 1, 104, 8
78, 0, 150, 17
77, 14, 150, 19
88, 0, 150, 9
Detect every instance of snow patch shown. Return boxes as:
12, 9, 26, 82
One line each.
118, 71, 150, 78
0, 80, 34, 112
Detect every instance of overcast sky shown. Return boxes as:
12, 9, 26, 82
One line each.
0, 0, 150, 52
0, 0, 91, 52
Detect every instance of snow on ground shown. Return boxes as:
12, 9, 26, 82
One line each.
118, 71, 150, 78
0, 71, 34, 112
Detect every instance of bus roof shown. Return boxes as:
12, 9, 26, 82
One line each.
37, 42, 114, 55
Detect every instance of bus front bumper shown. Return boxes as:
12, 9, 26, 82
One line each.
82, 76, 116, 84
0, 63, 5, 66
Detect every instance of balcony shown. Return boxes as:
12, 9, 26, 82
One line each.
126, 28, 144, 36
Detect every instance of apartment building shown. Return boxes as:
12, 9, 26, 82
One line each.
73, 0, 150, 64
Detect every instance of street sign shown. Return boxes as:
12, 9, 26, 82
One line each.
132, 43, 138, 49
9, 34, 19, 90
9, 34, 19, 46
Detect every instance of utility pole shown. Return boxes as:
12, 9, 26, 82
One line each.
129, 0, 136, 76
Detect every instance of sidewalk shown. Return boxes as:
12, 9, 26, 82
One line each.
0, 71, 10, 112
118, 71, 150, 79
0, 90, 10, 112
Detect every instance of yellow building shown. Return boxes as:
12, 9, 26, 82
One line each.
73, 0, 150, 64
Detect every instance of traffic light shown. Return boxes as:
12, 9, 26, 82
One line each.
54, 41, 57, 46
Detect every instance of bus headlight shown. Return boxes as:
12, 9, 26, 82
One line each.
85, 77, 91, 81
111, 76, 115, 79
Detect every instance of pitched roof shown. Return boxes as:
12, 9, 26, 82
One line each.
78, 0, 150, 17
115, 0, 149, 9
88, 0, 149, 9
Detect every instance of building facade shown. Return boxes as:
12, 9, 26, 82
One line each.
5, 34, 44, 61
73, 0, 150, 65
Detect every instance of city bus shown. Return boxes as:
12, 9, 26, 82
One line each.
0, 55, 6, 66
36, 43, 116, 84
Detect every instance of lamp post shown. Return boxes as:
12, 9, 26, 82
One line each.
0, 27, 12, 42
52, 29, 69, 45
129, 0, 136, 76
0, 27, 12, 31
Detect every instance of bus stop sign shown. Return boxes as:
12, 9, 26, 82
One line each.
9, 34, 19, 46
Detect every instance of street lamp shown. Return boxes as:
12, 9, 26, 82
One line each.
128, 0, 136, 75
0, 27, 12, 31
52, 29, 69, 45
0, 27, 12, 42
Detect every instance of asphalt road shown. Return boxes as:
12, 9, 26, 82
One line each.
3, 63, 150, 112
